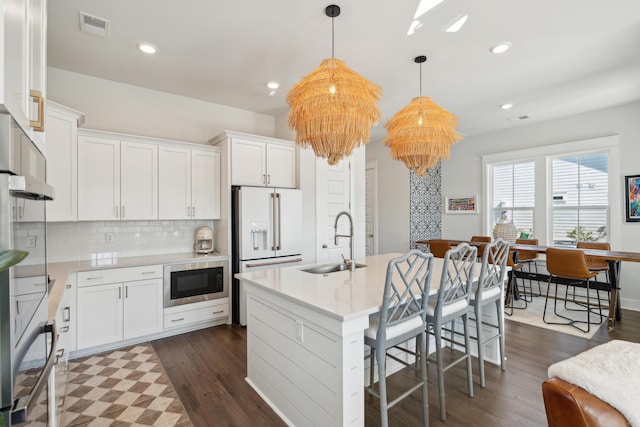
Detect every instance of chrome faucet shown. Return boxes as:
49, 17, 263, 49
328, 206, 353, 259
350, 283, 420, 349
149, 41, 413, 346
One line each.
334, 211, 355, 271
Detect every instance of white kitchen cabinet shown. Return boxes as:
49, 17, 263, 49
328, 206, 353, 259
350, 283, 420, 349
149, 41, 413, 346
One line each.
158, 146, 221, 219
77, 135, 120, 220
223, 134, 296, 188
0, 0, 47, 149
76, 265, 163, 350
77, 282, 123, 349
77, 133, 158, 221
45, 102, 83, 222
164, 298, 229, 329
120, 141, 158, 220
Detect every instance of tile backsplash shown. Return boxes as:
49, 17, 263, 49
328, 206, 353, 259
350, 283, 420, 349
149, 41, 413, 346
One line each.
46, 220, 217, 263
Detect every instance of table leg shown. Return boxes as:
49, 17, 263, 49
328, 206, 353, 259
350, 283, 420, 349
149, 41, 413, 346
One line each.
607, 260, 621, 331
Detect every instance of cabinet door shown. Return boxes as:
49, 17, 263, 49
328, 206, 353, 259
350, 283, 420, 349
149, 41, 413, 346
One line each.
78, 136, 121, 221
159, 146, 191, 219
191, 149, 220, 219
267, 143, 297, 188
27, 0, 46, 149
46, 108, 78, 222
121, 141, 158, 220
2, 0, 30, 136
77, 283, 123, 349
231, 138, 266, 186
123, 278, 162, 340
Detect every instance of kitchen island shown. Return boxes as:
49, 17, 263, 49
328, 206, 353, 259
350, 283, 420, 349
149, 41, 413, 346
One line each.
236, 253, 487, 427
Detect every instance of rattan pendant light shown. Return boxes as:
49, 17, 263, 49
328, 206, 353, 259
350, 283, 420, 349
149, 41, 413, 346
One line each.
384, 56, 462, 175
287, 5, 382, 165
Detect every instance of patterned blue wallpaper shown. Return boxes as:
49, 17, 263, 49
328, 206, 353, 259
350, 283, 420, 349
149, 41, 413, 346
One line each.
409, 162, 442, 249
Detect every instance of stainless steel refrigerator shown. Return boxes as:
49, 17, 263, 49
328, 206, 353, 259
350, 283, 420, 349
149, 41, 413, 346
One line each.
232, 186, 303, 325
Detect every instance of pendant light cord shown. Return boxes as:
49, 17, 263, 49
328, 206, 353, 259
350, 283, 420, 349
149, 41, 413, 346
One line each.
331, 16, 335, 58
419, 61, 422, 97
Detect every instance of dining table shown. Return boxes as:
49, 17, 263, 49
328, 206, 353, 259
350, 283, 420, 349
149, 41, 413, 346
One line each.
416, 239, 640, 332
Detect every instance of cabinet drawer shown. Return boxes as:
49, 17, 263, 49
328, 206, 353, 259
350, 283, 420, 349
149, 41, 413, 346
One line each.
14, 276, 48, 296
78, 265, 163, 287
164, 302, 228, 329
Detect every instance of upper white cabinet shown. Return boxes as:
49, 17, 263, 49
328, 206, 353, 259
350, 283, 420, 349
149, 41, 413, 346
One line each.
77, 132, 158, 221
46, 102, 84, 222
211, 132, 296, 188
0, 0, 47, 149
158, 146, 221, 220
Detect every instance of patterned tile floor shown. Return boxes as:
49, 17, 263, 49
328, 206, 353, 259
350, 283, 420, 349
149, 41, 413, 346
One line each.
62, 343, 193, 426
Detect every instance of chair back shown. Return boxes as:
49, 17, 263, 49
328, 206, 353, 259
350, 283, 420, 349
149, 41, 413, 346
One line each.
515, 238, 539, 261
546, 248, 592, 280
428, 240, 452, 258
576, 241, 610, 270
377, 250, 434, 341
476, 239, 509, 300
435, 243, 477, 311
471, 235, 491, 258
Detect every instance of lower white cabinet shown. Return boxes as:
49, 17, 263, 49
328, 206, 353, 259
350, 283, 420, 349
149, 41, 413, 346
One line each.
164, 298, 229, 329
76, 266, 163, 350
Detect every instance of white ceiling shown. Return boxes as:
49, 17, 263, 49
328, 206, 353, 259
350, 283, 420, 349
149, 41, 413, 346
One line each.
47, 0, 640, 140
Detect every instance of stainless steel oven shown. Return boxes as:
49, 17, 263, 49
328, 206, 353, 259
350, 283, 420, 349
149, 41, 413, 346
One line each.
163, 260, 228, 308
1, 114, 56, 426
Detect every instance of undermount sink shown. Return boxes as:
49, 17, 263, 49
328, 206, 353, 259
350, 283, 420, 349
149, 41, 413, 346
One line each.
302, 263, 367, 274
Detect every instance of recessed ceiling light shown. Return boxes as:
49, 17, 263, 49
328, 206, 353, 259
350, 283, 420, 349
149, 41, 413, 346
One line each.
490, 42, 512, 54
444, 14, 468, 33
500, 103, 514, 110
138, 43, 157, 54
267, 81, 280, 90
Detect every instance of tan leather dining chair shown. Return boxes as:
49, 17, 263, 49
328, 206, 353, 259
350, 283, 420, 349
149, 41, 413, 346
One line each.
429, 239, 452, 258
470, 236, 491, 259
515, 238, 542, 297
544, 248, 604, 333
504, 252, 525, 315
576, 241, 610, 272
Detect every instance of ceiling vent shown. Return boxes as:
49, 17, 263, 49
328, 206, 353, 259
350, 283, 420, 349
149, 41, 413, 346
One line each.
79, 12, 110, 37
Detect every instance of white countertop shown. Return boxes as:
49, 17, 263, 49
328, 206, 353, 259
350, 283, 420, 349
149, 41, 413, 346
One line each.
236, 253, 482, 322
47, 251, 229, 321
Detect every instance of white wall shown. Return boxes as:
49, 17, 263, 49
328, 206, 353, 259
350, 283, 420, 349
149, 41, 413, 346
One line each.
47, 67, 276, 144
442, 101, 640, 310
364, 139, 410, 253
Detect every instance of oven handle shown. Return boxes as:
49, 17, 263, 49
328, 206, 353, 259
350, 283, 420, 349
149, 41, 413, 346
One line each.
10, 320, 57, 425
246, 258, 303, 268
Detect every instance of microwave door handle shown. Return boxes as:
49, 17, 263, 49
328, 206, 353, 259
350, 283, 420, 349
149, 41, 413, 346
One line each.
10, 321, 57, 425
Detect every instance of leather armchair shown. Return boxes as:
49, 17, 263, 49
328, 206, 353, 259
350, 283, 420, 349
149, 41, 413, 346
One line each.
542, 377, 629, 427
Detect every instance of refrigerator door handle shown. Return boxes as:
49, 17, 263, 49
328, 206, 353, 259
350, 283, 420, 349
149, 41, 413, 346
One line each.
270, 193, 277, 251
276, 193, 282, 250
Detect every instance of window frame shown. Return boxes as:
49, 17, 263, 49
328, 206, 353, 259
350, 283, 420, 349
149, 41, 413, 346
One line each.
482, 135, 620, 247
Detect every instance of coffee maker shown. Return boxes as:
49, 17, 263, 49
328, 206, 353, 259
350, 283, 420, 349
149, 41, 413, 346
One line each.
194, 226, 214, 254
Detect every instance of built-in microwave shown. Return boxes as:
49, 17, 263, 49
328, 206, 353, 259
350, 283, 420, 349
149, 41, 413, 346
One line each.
163, 260, 228, 308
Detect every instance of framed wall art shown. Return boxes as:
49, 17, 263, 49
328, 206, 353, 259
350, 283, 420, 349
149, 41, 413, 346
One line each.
444, 195, 478, 214
625, 174, 640, 222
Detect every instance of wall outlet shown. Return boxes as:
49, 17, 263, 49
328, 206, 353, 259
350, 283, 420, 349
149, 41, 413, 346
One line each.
105, 232, 114, 244
295, 320, 304, 342
179, 230, 186, 239
26, 236, 36, 248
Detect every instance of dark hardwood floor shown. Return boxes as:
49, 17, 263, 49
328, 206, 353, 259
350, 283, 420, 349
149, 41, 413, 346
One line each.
152, 309, 640, 427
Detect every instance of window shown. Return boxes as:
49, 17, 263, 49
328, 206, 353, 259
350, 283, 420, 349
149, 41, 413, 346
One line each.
483, 135, 618, 247
551, 152, 608, 245
492, 161, 535, 236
